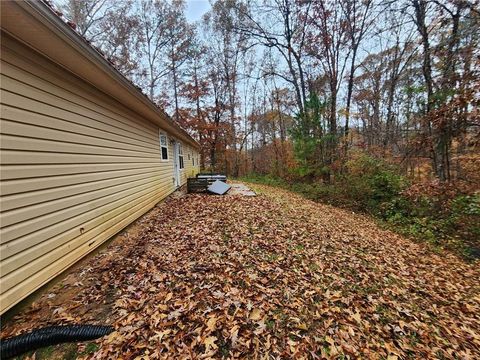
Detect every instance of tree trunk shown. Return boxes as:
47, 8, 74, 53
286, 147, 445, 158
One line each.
344, 56, 355, 143
413, 0, 439, 178
172, 56, 179, 123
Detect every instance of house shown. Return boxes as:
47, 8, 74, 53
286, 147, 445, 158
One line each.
0, 1, 200, 314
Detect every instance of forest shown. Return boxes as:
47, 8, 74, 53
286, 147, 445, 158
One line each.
54, 0, 479, 257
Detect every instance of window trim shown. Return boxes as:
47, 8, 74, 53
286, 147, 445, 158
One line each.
178, 142, 185, 170
159, 131, 169, 161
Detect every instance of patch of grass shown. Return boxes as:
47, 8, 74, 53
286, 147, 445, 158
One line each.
321, 346, 331, 356
294, 244, 305, 252
37, 346, 56, 358
266, 319, 275, 330
308, 262, 319, 272
375, 304, 393, 325
15, 346, 55, 360
80, 342, 99, 355
18, 343, 79, 360
221, 231, 231, 244
63, 344, 79, 360
408, 331, 420, 347
241, 174, 288, 187
266, 253, 279, 262
216, 335, 231, 358
235, 278, 248, 289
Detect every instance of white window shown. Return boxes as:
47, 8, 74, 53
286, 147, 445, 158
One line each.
192, 156, 195, 166
159, 132, 168, 160
178, 143, 184, 169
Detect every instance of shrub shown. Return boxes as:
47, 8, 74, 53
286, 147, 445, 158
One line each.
339, 154, 407, 214
240, 154, 479, 259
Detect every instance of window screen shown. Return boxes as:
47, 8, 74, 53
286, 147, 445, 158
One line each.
178, 143, 184, 169
159, 133, 168, 160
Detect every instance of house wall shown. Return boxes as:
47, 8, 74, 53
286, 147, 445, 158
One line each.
0, 33, 200, 314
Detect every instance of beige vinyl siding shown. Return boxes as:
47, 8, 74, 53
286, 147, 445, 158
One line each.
0, 34, 199, 313
183, 144, 200, 179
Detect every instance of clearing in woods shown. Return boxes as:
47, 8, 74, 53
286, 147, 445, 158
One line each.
2, 183, 479, 359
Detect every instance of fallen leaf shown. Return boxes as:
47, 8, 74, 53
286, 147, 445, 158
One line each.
351, 311, 362, 324
206, 315, 217, 331
204, 335, 218, 350
249, 308, 262, 321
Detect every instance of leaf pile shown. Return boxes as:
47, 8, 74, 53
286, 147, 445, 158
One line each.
2, 183, 479, 359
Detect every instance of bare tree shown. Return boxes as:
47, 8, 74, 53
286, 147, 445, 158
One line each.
340, 0, 375, 146
58, 0, 116, 39
137, 0, 173, 101
230, 0, 311, 115
164, 0, 195, 123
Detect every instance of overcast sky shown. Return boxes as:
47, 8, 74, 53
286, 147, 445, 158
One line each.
185, 0, 211, 22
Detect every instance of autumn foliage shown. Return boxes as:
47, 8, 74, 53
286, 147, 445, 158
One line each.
22, 1, 478, 356
2, 187, 479, 358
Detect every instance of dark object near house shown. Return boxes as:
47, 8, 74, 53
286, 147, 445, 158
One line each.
208, 180, 232, 195
0, 325, 114, 359
187, 177, 209, 193
187, 174, 228, 193
196, 173, 227, 183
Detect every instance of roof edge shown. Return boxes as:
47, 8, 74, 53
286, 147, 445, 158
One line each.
1, 0, 200, 150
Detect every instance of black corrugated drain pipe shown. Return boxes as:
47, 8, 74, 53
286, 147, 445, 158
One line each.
0, 324, 114, 359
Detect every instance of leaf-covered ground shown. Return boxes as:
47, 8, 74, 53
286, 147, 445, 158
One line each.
2, 183, 479, 359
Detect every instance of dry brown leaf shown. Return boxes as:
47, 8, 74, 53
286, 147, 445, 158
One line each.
249, 308, 262, 321
1, 184, 479, 359
204, 335, 218, 350
206, 315, 217, 332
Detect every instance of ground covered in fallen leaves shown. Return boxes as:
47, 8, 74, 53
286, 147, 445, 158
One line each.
2, 183, 479, 359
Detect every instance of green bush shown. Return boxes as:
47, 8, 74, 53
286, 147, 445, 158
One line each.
338, 155, 407, 214
240, 154, 479, 259
448, 194, 480, 253
381, 191, 479, 258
